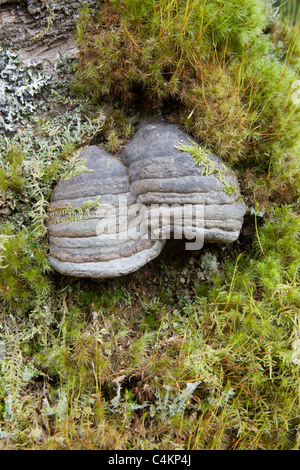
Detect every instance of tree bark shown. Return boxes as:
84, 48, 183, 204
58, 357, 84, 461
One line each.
0, 0, 97, 67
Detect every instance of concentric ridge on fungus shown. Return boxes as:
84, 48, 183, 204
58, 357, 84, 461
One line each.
48, 121, 246, 278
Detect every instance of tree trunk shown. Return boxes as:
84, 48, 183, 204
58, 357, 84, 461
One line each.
0, 1, 99, 132
0, 0, 97, 67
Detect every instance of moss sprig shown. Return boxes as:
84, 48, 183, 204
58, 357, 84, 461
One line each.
49, 197, 102, 224
175, 140, 238, 195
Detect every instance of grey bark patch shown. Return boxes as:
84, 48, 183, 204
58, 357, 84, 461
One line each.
0, 1, 98, 67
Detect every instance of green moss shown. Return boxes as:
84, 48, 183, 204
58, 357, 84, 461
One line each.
0, 223, 51, 314
63, 157, 94, 181
48, 197, 101, 224
175, 140, 238, 195
75, 0, 299, 175
0, 0, 300, 452
0, 145, 25, 192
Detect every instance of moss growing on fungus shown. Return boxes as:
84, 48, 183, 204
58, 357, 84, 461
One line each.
63, 157, 94, 181
175, 140, 238, 195
48, 197, 101, 224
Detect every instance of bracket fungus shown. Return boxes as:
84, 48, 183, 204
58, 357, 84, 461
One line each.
48, 121, 246, 278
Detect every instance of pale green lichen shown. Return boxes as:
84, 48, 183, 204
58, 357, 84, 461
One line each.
0, 48, 51, 132
175, 140, 238, 196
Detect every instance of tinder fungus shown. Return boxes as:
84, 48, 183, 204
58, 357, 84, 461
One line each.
120, 121, 246, 244
48, 122, 246, 278
48, 145, 165, 278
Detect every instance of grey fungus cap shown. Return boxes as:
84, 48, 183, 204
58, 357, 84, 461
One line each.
48, 122, 246, 278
